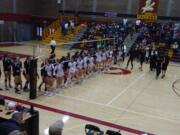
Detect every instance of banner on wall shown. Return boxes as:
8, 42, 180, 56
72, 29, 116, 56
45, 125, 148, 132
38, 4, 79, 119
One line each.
104, 11, 118, 18
137, 0, 159, 22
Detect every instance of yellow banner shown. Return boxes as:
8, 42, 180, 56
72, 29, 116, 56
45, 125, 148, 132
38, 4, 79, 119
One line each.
137, 12, 157, 22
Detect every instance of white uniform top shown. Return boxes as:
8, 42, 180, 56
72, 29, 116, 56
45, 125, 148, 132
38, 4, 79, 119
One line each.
96, 53, 101, 62
70, 20, 74, 28
77, 58, 83, 69
88, 57, 94, 67
123, 45, 127, 53
72, 61, 77, 72
65, 23, 69, 29
109, 51, 113, 58
136, 20, 141, 26
83, 57, 88, 68
68, 62, 73, 73
123, 18, 128, 26
54, 63, 64, 77
50, 40, 56, 47
106, 51, 110, 58
145, 48, 149, 58
102, 53, 106, 60
117, 50, 123, 60
45, 64, 54, 77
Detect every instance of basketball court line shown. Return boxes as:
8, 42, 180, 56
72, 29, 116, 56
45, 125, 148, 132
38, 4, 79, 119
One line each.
112, 78, 155, 125
56, 93, 180, 124
172, 79, 180, 97
106, 72, 146, 105
169, 63, 180, 67
0, 94, 154, 135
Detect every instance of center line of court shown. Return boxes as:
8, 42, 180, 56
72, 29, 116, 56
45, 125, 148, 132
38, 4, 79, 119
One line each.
106, 72, 146, 105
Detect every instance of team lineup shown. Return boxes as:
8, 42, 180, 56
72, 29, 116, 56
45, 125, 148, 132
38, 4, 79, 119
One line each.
0, 41, 170, 97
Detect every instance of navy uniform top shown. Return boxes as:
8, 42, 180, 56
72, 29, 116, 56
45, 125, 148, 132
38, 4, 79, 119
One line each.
2, 57, 12, 71
24, 60, 31, 75
12, 62, 22, 76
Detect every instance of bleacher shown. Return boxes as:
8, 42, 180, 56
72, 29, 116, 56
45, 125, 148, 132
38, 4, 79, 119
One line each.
41, 16, 82, 45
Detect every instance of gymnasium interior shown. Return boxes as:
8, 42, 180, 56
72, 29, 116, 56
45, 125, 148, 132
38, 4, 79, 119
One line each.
0, 0, 180, 135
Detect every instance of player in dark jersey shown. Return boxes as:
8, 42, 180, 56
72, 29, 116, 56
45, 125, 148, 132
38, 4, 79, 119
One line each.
139, 47, 146, 71
150, 51, 157, 71
155, 55, 162, 79
126, 47, 135, 70
23, 57, 31, 91
2, 54, 12, 90
38, 59, 48, 91
12, 57, 22, 94
63, 56, 71, 87
161, 55, 170, 78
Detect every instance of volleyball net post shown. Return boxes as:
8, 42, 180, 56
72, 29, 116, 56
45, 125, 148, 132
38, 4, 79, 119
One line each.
29, 44, 38, 100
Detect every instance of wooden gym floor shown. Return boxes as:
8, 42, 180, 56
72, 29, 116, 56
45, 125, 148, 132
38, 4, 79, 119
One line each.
0, 43, 180, 135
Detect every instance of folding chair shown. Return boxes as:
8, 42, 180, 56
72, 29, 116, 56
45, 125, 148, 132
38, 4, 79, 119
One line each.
85, 124, 104, 135
106, 130, 122, 135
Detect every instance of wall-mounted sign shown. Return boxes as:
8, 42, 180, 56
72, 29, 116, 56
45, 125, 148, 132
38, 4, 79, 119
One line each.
137, 0, 159, 22
104, 11, 118, 18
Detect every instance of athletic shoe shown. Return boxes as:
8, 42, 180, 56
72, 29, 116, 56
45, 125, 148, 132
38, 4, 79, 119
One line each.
44, 91, 49, 96
47, 92, 54, 97
15, 88, 21, 94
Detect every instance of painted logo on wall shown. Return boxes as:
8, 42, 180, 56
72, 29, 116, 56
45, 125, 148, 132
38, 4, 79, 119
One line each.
137, 0, 159, 22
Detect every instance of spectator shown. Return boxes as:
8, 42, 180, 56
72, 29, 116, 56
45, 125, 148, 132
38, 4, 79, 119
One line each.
61, 21, 66, 36
172, 42, 179, 53
64, 22, 69, 35
70, 20, 75, 32
49, 120, 64, 135
123, 18, 128, 27
0, 112, 27, 135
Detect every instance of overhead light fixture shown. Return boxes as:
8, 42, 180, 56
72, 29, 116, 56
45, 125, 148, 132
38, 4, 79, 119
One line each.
57, 0, 62, 4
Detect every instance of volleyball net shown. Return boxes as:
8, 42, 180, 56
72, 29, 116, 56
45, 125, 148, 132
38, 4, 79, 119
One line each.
32, 37, 117, 60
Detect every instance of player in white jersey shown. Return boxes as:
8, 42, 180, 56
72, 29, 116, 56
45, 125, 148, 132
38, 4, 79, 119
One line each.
68, 60, 73, 83
87, 55, 95, 75
77, 57, 84, 80
95, 51, 102, 71
117, 48, 123, 66
101, 50, 107, 70
109, 48, 113, 67
38, 59, 48, 92
83, 54, 88, 76
72, 58, 78, 80
44, 60, 55, 96
54, 59, 64, 89
106, 49, 111, 68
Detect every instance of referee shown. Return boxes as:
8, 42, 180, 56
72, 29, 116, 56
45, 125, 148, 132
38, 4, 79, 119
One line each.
50, 37, 56, 54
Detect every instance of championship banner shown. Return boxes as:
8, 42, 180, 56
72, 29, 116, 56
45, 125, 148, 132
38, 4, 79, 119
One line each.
137, 0, 159, 22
